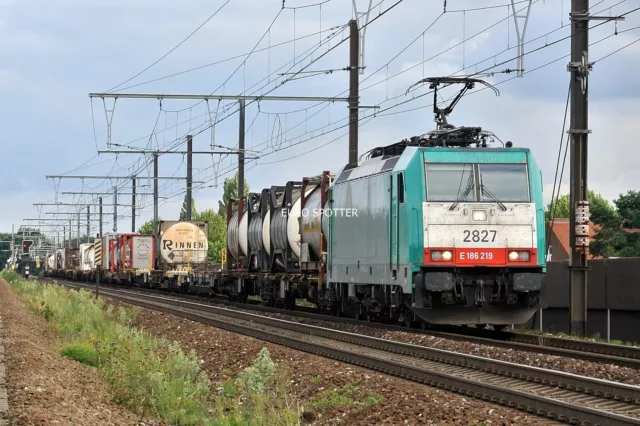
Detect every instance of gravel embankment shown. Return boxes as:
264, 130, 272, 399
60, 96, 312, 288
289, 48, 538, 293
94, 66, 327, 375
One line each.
115, 298, 555, 425
135, 292, 640, 386
0, 279, 162, 425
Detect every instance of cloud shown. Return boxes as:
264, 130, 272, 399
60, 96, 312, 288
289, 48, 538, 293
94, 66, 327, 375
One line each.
543, 184, 569, 206
2, 0, 640, 231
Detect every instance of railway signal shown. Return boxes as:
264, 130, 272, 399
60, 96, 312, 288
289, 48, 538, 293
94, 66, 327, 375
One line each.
22, 239, 33, 254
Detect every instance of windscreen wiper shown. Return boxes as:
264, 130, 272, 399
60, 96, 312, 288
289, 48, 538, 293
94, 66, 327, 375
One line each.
480, 184, 507, 211
449, 171, 475, 211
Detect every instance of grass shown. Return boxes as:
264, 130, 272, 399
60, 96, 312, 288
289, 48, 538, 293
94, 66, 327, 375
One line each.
1, 270, 20, 284
515, 326, 640, 347
210, 348, 300, 425
1, 273, 306, 425
303, 383, 381, 420
59, 342, 99, 366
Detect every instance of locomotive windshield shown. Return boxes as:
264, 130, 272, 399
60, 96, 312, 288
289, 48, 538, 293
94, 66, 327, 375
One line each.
478, 164, 529, 202
424, 163, 475, 202
425, 162, 530, 202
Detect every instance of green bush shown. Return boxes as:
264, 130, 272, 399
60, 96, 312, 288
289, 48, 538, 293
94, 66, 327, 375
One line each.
11, 280, 214, 425
10, 279, 307, 425
211, 348, 300, 425
0, 269, 20, 283
59, 342, 99, 367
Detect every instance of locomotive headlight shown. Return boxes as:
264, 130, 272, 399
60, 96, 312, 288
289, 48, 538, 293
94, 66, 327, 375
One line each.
431, 251, 442, 261
519, 251, 530, 261
442, 251, 452, 261
508, 251, 519, 261
472, 209, 487, 221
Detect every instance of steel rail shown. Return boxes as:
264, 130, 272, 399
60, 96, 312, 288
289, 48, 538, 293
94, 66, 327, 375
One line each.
57, 281, 640, 425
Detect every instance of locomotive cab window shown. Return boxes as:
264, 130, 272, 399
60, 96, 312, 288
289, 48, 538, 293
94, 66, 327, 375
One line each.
425, 163, 475, 202
397, 173, 405, 203
477, 164, 530, 202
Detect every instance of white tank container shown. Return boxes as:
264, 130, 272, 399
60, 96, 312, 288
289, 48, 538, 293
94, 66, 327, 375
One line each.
46, 254, 55, 271
269, 189, 313, 258
300, 187, 330, 259
159, 221, 208, 265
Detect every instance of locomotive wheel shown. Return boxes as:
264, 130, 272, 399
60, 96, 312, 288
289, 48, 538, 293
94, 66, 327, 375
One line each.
493, 324, 507, 332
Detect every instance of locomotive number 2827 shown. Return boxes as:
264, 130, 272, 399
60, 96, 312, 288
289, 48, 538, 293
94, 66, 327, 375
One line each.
462, 230, 497, 243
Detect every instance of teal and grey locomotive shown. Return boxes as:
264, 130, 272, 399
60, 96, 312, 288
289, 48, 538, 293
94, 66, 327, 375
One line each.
313, 78, 545, 329
319, 129, 545, 329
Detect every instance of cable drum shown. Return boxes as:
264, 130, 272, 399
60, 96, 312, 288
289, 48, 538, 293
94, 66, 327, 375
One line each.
239, 210, 248, 257
248, 213, 263, 253
228, 210, 249, 260
227, 210, 240, 260
262, 208, 271, 254
301, 188, 325, 258
270, 206, 288, 253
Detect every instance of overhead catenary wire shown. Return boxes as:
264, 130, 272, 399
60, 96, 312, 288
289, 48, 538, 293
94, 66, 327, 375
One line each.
42, 1, 637, 222
66, 0, 632, 202
546, 82, 572, 258
96, 11, 640, 214
105, 0, 233, 93
156, 23, 640, 204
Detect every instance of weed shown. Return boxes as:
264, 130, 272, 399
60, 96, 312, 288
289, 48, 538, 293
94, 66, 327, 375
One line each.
10, 278, 306, 425
305, 383, 381, 415
10, 280, 214, 425
212, 348, 300, 426
59, 342, 99, 367
0, 270, 20, 283
309, 375, 323, 384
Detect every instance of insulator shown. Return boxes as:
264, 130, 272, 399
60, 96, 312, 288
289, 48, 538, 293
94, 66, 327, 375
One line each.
575, 200, 590, 225
575, 224, 590, 238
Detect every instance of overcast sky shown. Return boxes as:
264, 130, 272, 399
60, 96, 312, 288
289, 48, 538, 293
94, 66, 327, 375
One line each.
0, 0, 639, 235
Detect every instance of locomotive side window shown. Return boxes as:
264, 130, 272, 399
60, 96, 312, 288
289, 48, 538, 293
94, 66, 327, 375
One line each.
425, 163, 475, 202
477, 164, 530, 202
398, 173, 405, 203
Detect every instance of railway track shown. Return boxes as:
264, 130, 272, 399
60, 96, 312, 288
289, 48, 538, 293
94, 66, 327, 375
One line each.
57, 280, 640, 425
44, 277, 640, 369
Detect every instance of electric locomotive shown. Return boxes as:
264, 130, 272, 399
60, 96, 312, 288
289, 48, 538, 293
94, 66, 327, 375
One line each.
319, 77, 545, 329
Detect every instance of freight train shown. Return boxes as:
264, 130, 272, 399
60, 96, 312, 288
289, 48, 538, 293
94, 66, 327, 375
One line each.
44, 77, 546, 330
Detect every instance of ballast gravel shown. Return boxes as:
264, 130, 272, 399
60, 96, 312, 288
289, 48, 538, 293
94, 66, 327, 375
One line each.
125, 290, 640, 386
121, 300, 556, 425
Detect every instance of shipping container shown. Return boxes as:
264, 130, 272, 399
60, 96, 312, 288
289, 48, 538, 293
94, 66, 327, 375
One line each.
79, 243, 95, 271
118, 234, 155, 270
65, 248, 80, 270
101, 232, 121, 270
156, 221, 208, 267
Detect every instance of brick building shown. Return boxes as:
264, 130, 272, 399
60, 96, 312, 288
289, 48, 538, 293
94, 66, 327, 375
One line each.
546, 218, 599, 261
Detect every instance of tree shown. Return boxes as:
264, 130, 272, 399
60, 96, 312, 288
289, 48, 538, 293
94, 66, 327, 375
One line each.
179, 195, 197, 221
590, 190, 640, 258
217, 172, 250, 216
614, 190, 640, 229
137, 218, 161, 234
194, 209, 226, 263
0, 232, 12, 268
545, 190, 617, 226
